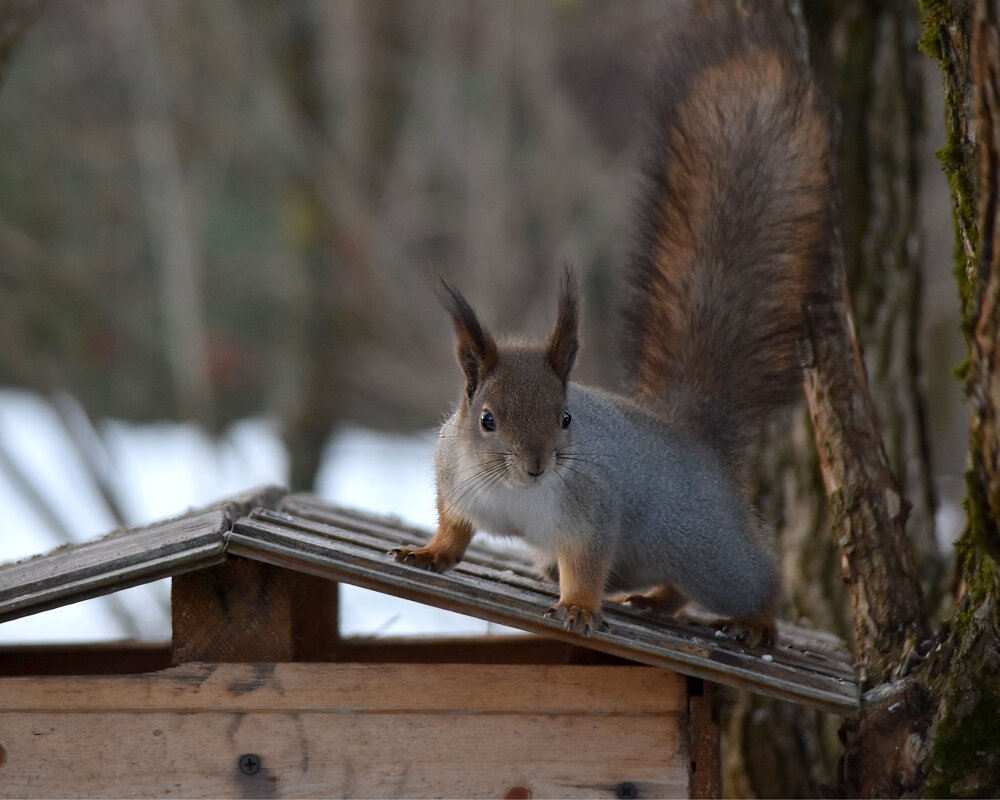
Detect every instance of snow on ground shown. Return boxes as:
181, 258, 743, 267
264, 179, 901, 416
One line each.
0, 389, 968, 646
0, 389, 519, 644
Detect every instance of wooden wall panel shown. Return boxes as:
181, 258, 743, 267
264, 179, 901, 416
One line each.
0, 662, 692, 799
171, 558, 339, 664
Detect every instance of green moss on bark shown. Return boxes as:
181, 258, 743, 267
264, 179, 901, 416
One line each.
927, 691, 1000, 798
919, 0, 978, 340
923, 556, 1000, 797
918, 2, 1000, 795
925, 485, 999, 798
962, 462, 1000, 567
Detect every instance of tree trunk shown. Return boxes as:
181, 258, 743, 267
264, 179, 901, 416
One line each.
725, 2, 937, 795
912, 1, 1000, 796
807, 0, 1000, 795
271, 0, 385, 491
107, 1, 215, 430
803, 0, 942, 602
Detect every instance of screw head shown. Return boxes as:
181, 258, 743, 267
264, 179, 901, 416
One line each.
616, 782, 638, 799
239, 753, 261, 775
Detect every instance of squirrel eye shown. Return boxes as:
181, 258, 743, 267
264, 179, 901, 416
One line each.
561, 409, 572, 429
480, 409, 496, 432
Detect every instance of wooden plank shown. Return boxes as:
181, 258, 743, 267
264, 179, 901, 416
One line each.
0, 486, 287, 625
0, 643, 171, 676
0, 507, 226, 624
228, 512, 860, 715
235, 511, 858, 690
279, 495, 540, 574
687, 680, 721, 799
0, 663, 689, 799
333, 634, 630, 665
1, 712, 684, 799
171, 558, 339, 664
0, 636, 619, 676
276, 499, 856, 674
0, 662, 687, 713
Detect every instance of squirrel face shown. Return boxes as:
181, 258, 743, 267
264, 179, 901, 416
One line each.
471, 348, 572, 486
440, 268, 579, 488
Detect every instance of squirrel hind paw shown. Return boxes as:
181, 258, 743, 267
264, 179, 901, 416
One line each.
544, 602, 610, 637
614, 584, 689, 616
712, 614, 778, 648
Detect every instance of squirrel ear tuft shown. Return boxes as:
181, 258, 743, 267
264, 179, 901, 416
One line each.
438, 278, 498, 400
547, 266, 579, 385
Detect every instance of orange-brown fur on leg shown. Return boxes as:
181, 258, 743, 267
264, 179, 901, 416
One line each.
544, 545, 610, 636
391, 504, 473, 572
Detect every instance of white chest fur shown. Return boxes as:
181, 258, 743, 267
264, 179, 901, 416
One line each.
445, 452, 563, 554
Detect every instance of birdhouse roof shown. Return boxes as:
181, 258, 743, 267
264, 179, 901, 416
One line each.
0, 487, 859, 715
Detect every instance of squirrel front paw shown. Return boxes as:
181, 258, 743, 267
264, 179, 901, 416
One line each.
544, 602, 609, 637
390, 546, 458, 572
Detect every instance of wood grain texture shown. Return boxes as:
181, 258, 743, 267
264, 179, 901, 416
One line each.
0, 643, 171, 676
0, 661, 687, 713
227, 501, 860, 715
1, 488, 857, 717
171, 557, 338, 664
0, 507, 227, 623
0, 636, 628, 676
0, 662, 689, 799
687, 681, 720, 800
0, 486, 285, 624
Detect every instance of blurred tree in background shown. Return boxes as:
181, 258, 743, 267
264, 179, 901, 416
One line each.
0, 0, 669, 489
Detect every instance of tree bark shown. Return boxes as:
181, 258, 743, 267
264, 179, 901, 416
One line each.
798, 0, 934, 688
815, 0, 942, 601
804, 221, 931, 687
914, 1, 1000, 796
725, 2, 936, 795
813, 0, 1000, 795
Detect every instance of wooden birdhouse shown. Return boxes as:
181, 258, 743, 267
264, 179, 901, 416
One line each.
0, 488, 859, 798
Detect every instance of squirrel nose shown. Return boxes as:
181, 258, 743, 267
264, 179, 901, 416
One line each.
523, 454, 546, 478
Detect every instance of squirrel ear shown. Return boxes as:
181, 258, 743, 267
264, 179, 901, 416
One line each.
546, 266, 579, 385
439, 278, 498, 400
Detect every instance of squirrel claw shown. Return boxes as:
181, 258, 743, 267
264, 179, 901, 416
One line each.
620, 593, 655, 611
711, 616, 777, 649
544, 603, 608, 637
390, 546, 456, 572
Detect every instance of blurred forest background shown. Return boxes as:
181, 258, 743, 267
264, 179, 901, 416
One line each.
0, 0, 967, 506
0, 0, 985, 794
1, 0, 659, 493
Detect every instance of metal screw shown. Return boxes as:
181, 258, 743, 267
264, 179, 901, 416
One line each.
239, 753, 261, 775
616, 782, 638, 799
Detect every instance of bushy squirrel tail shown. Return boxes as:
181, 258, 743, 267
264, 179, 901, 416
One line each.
623, 3, 834, 462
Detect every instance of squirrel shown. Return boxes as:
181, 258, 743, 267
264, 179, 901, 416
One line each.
392, 3, 833, 647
